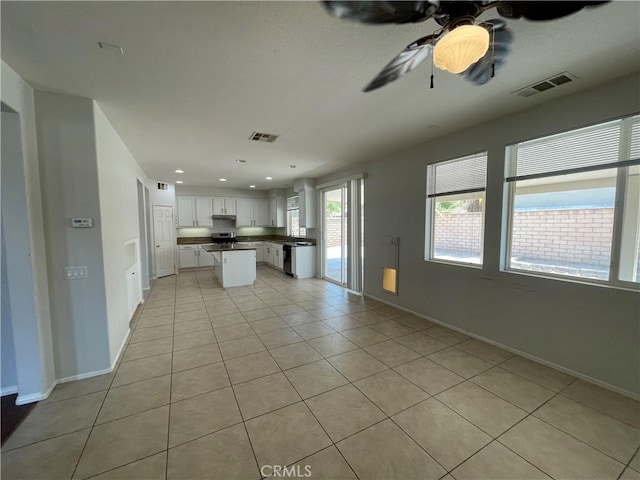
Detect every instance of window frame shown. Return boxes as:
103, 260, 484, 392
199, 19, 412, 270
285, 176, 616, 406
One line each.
286, 195, 306, 238
425, 151, 488, 268
502, 114, 640, 290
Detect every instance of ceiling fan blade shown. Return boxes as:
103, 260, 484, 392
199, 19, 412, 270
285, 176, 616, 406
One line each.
496, 1, 609, 21
459, 21, 513, 86
363, 35, 437, 92
323, 1, 438, 24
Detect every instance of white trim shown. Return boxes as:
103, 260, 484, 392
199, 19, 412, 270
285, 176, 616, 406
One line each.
315, 173, 364, 190
365, 292, 640, 401
15, 380, 56, 406
14, 329, 130, 405
110, 327, 131, 371
1, 386, 18, 396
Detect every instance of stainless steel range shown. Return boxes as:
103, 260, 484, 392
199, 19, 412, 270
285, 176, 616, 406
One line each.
211, 232, 237, 248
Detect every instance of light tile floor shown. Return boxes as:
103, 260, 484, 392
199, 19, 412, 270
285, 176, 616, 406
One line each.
2, 266, 639, 479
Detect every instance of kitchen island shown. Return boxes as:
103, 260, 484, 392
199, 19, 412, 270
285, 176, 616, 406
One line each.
201, 244, 256, 288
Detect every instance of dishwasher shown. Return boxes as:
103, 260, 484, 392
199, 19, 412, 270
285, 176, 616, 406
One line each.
283, 244, 293, 276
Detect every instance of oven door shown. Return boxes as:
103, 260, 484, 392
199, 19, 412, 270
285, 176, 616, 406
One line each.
283, 245, 293, 276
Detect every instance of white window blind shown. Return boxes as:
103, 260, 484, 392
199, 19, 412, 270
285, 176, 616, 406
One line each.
287, 196, 299, 210
506, 114, 640, 182
427, 152, 488, 198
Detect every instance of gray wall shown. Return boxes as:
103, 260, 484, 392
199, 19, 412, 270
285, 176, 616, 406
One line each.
1, 197, 18, 393
35, 91, 111, 379
318, 73, 640, 395
1, 62, 55, 402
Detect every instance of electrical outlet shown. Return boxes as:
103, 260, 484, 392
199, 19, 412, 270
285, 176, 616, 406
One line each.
64, 266, 88, 279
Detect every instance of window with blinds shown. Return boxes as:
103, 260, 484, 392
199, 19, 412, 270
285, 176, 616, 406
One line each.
505, 114, 640, 285
425, 152, 488, 266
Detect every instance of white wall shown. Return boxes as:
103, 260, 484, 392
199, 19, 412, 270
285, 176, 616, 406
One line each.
317, 73, 640, 395
1, 62, 55, 402
34, 91, 111, 379
94, 102, 151, 365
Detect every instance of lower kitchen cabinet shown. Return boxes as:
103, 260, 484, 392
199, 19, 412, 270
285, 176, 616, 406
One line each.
292, 246, 316, 279
178, 245, 213, 269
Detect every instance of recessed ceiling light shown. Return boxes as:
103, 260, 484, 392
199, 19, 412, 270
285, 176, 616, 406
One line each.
265, 176, 273, 180
176, 180, 184, 184
219, 178, 227, 182
249, 185, 256, 189
236, 159, 246, 163
175, 169, 184, 173
288, 165, 296, 169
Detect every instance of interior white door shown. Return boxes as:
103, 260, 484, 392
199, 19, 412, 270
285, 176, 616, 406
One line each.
153, 205, 175, 278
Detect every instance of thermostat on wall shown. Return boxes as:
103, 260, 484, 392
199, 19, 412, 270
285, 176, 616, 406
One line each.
72, 218, 93, 228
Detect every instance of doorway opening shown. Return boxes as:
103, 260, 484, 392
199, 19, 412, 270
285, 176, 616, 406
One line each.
321, 177, 364, 291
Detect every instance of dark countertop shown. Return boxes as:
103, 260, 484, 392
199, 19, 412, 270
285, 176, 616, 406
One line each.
201, 244, 257, 253
177, 236, 316, 245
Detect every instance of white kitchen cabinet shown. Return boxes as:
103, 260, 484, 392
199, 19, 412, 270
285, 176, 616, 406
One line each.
195, 197, 213, 227
197, 248, 214, 267
292, 246, 316, 279
254, 243, 264, 263
177, 196, 196, 227
179, 245, 213, 268
237, 242, 264, 263
263, 242, 283, 270
177, 196, 214, 227
298, 189, 316, 228
212, 250, 256, 288
236, 198, 269, 227
264, 243, 274, 265
274, 246, 283, 270
178, 245, 198, 268
212, 197, 236, 216
269, 197, 285, 227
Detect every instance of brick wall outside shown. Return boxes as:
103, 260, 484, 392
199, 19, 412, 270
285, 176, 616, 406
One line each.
434, 207, 615, 267
326, 216, 346, 248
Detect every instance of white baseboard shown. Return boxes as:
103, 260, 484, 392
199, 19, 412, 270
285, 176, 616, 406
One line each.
15, 380, 56, 405
365, 293, 640, 401
14, 329, 131, 405
1, 385, 18, 396
111, 328, 131, 371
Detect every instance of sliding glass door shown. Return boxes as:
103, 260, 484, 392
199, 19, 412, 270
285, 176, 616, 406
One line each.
323, 185, 348, 284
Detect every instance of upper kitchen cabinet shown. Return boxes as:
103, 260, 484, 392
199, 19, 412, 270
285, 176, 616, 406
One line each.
195, 197, 213, 227
177, 196, 195, 227
298, 188, 316, 228
177, 196, 213, 227
294, 179, 316, 228
236, 198, 269, 227
269, 196, 285, 228
212, 197, 236, 216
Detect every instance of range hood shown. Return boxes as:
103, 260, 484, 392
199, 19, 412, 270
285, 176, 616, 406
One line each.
212, 214, 237, 220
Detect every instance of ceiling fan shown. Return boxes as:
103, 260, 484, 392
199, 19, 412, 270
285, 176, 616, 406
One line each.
323, 1, 609, 92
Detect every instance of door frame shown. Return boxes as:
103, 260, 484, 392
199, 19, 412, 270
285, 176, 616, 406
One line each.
318, 177, 364, 292
152, 204, 176, 278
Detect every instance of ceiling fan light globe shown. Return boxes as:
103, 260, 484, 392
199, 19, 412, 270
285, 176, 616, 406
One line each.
433, 25, 490, 74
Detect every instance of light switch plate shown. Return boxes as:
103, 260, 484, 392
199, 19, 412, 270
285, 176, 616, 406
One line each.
64, 266, 88, 279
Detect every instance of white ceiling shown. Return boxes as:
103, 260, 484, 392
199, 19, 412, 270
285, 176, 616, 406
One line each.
2, 1, 639, 190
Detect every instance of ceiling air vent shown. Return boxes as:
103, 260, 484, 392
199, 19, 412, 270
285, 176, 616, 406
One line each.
157, 182, 169, 191
249, 131, 278, 143
512, 72, 577, 98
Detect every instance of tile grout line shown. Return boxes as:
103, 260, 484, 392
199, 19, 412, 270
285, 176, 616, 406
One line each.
201, 279, 264, 479
164, 273, 178, 480
68, 281, 163, 480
